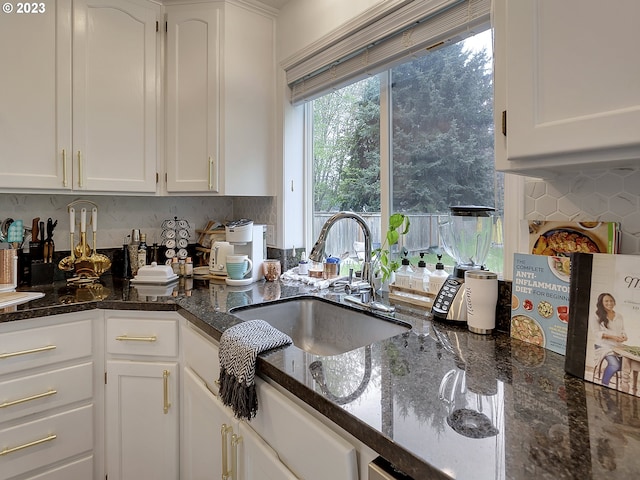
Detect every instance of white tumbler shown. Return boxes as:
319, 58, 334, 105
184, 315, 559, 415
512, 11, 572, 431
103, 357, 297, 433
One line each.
464, 270, 498, 334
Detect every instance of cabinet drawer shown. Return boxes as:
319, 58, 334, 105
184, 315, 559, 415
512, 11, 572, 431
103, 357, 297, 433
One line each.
0, 404, 93, 479
181, 323, 219, 389
0, 362, 93, 423
106, 315, 178, 357
23, 455, 93, 480
0, 319, 92, 376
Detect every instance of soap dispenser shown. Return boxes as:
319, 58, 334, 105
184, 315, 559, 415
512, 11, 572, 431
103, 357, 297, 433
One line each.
428, 254, 448, 295
394, 251, 413, 288
411, 252, 431, 292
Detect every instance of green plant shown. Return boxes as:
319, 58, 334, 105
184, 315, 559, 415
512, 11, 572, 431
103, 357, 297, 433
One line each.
373, 213, 410, 284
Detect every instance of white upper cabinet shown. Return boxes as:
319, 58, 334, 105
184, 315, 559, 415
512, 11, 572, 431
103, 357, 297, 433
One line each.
165, 4, 220, 193
165, 1, 275, 195
494, 0, 640, 177
0, 0, 159, 193
73, 0, 159, 192
0, 0, 72, 190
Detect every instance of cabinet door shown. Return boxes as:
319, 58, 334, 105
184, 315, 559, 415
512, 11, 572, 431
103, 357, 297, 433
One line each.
221, 3, 275, 196
182, 367, 233, 480
105, 360, 178, 480
495, 0, 640, 173
236, 423, 298, 480
0, 0, 72, 190
165, 4, 220, 193
72, 0, 158, 192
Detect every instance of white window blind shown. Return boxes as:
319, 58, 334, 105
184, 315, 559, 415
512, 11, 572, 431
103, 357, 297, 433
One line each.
286, 0, 491, 105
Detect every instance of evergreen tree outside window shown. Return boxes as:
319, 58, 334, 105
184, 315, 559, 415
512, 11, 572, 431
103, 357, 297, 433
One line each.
310, 29, 503, 274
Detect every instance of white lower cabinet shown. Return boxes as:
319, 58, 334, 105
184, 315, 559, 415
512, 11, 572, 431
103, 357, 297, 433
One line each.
104, 311, 180, 480
182, 367, 298, 480
105, 361, 179, 480
180, 322, 359, 480
0, 405, 93, 480
236, 422, 299, 480
0, 311, 102, 480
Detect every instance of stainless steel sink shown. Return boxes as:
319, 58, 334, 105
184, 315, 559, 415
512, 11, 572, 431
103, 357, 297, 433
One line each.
230, 296, 411, 356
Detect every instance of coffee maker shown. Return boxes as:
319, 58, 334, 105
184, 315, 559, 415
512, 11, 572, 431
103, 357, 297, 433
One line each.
431, 206, 495, 322
224, 221, 266, 286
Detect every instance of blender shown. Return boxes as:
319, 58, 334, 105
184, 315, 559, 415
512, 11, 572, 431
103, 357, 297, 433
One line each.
431, 205, 495, 322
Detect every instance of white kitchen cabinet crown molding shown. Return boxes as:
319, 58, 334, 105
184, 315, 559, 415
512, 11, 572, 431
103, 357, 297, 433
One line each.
162, 0, 279, 16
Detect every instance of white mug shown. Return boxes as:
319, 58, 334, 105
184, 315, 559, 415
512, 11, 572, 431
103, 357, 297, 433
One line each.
226, 254, 253, 280
465, 270, 498, 334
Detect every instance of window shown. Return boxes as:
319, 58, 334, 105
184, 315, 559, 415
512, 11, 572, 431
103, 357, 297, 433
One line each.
309, 29, 504, 275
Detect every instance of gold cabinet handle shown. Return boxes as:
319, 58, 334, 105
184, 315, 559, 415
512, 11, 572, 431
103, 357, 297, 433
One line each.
77, 150, 82, 188
62, 149, 68, 187
221, 424, 233, 479
163, 369, 171, 414
1, 389, 57, 409
231, 433, 243, 480
0, 434, 57, 456
208, 156, 214, 190
0, 345, 56, 360
115, 335, 157, 342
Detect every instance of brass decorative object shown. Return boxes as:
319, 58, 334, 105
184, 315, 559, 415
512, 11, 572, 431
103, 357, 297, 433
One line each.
58, 201, 111, 280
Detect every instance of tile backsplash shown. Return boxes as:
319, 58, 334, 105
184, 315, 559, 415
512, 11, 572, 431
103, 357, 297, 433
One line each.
0, 194, 240, 249
524, 167, 640, 254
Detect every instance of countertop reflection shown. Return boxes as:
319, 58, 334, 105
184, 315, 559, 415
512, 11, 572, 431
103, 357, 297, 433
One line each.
3, 276, 640, 479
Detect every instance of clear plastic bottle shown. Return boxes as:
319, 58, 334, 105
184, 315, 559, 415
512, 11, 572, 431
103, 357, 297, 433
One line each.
428, 254, 448, 295
411, 252, 431, 292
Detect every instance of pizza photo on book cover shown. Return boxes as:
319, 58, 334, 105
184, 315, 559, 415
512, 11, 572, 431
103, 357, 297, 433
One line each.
525, 220, 620, 256
565, 253, 640, 397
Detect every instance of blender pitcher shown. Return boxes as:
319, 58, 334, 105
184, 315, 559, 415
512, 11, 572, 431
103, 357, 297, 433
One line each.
432, 206, 495, 322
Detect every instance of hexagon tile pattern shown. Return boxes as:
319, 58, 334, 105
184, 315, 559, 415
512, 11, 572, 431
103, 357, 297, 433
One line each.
525, 167, 640, 254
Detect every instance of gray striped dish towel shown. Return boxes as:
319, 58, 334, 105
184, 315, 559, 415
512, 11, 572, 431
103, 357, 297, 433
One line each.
218, 319, 292, 420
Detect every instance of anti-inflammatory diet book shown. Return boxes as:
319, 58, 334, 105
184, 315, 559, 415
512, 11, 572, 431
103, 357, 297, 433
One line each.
565, 253, 640, 397
511, 253, 571, 355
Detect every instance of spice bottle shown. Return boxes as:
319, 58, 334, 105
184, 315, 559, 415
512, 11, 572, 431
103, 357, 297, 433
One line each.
298, 251, 309, 275
137, 234, 148, 269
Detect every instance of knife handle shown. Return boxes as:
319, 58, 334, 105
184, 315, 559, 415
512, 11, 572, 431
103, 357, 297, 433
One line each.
31, 218, 40, 242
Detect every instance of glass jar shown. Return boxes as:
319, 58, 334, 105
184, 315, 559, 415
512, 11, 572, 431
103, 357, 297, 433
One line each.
262, 259, 281, 282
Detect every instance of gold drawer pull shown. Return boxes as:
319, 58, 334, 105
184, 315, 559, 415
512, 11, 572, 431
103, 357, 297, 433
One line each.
1, 389, 57, 409
231, 433, 243, 480
221, 424, 233, 479
0, 434, 57, 456
0, 345, 56, 360
115, 335, 157, 342
163, 370, 171, 414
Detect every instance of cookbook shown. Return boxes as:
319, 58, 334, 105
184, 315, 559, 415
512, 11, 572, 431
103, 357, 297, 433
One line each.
565, 253, 640, 397
511, 253, 571, 355
524, 220, 620, 256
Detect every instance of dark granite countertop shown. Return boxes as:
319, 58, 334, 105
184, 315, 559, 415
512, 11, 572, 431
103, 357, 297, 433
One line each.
3, 276, 640, 479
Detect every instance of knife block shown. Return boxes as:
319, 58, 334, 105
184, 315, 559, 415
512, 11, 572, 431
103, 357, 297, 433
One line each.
30, 261, 54, 286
